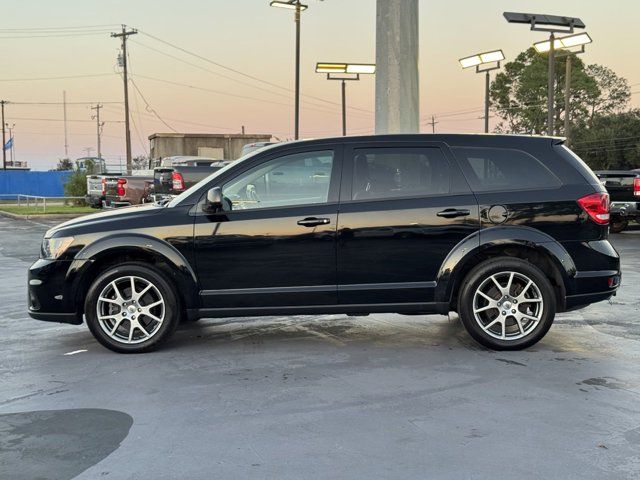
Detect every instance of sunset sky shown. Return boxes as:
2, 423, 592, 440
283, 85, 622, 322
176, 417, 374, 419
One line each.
3, 0, 640, 170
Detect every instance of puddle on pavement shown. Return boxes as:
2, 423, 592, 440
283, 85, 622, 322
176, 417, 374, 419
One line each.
0, 408, 133, 480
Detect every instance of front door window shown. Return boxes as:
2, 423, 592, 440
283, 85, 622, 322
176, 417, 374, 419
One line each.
222, 150, 334, 210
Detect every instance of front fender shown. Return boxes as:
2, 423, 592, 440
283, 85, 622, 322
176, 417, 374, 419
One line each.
435, 226, 577, 305
69, 233, 199, 310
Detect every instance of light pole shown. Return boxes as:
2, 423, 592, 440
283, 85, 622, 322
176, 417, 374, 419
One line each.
270, 0, 308, 140
534, 32, 592, 145
459, 50, 505, 133
504, 12, 586, 136
315, 62, 376, 136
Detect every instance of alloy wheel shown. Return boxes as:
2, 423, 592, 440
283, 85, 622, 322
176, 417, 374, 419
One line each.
472, 271, 544, 341
96, 276, 165, 344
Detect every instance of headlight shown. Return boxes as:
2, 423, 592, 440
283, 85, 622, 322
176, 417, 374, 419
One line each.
42, 236, 75, 259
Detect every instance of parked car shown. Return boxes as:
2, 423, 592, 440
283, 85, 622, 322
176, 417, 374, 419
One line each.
594, 170, 640, 233
151, 160, 230, 202
28, 134, 620, 353
240, 141, 275, 157
79, 157, 122, 208
103, 173, 154, 208
152, 156, 221, 168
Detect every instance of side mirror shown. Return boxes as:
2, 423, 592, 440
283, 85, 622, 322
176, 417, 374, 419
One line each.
203, 186, 223, 213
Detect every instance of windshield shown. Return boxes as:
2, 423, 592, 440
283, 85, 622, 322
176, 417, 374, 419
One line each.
166, 144, 280, 207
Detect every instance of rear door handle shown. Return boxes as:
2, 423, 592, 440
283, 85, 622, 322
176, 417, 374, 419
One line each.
437, 208, 471, 218
297, 217, 331, 227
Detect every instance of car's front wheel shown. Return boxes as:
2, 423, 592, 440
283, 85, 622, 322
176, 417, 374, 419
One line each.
458, 257, 556, 350
85, 263, 180, 353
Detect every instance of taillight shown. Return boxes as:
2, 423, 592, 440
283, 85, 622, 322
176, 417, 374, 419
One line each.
101, 178, 106, 196
117, 178, 127, 197
634, 177, 640, 197
172, 172, 186, 192
577, 192, 610, 225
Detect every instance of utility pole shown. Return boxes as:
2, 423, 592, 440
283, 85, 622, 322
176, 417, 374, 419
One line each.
564, 55, 572, 146
63, 91, 69, 158
91, 104, 104, 159
1, 100, 6, 170
547, 32, 556, 136
427, 115, 438, 133
111, 25, 137, 175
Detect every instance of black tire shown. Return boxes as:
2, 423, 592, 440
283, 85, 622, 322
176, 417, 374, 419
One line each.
84, 262, 180, 353
610, 220, 628, 234
457, 257, 556, 351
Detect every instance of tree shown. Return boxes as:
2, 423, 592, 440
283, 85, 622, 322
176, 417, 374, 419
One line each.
132, 155, 150, 170
56, 158, 74, 171
571, 110, 640, 170
490, 48, 630, 136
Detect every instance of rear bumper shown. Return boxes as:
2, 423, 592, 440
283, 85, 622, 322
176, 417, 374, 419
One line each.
562, 239, 621, 311
610, 201, 639, 218
103, 196, 132, 208
565, 270, 620, 311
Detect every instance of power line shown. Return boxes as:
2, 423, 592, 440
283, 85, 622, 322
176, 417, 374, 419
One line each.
11, 100, 122, 105
10, 116, 123, 123
0, 73, 116, 82
0, 32, 113, 39
129, 78, 177, 133
137, 29, 374, 114
0, 24, 119, 31
131, 73, 372, 118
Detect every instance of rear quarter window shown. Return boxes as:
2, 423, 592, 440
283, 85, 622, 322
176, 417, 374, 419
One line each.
452, 147, 562, 192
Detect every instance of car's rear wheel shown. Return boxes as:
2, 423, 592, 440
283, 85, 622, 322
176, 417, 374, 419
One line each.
85, 263, 180, 353
610, 220, 628, 234
458, 257, 556, 350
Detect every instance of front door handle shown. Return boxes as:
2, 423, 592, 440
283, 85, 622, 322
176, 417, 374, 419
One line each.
437, 208, 471, 219
297, 217, 331, 227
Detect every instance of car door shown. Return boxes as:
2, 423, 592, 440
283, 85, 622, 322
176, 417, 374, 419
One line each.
337, 141, 479, 305
194, 146, 341, 311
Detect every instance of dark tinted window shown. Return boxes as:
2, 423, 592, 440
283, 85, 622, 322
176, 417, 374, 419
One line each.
351, 148, 450, 200
453, 147, 562, 192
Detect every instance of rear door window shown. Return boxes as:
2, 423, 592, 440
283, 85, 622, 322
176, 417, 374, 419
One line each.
351, 147, 451, 200
452, 147, 562, 192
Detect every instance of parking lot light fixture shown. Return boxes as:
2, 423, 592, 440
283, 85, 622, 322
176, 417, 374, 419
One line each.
534, 32, 592, 54
270, 0, 309, 140
532, 32, 592, 145
315, 62, 376, 136
504, 12, 586, 136
459, 50, 505, 133
270, 0, 307, 10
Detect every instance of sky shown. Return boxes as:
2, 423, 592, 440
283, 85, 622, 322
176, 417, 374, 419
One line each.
2, 0, 640, 170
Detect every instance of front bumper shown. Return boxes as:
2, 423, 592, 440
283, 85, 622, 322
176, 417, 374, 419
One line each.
28, 258, 86, 325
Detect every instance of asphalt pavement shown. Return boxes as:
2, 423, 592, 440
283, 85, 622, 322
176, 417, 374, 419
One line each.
1, 215, 639, 480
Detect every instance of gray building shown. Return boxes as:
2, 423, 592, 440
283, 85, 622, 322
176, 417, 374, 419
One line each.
149, 133, 272, 161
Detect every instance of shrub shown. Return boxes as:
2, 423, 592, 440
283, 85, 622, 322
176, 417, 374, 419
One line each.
63, 171, 88, 205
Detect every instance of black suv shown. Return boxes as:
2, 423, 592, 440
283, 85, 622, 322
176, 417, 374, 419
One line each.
28, 135, 620, 353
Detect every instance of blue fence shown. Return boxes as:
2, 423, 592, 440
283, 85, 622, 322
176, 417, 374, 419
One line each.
0, 170, 73, 198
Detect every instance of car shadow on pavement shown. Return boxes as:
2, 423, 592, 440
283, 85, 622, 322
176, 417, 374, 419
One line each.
0, 408, 133, 480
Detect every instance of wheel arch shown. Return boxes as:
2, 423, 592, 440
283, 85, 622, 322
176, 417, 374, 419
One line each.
68, 234, 200, 316
436, 226, 576, 312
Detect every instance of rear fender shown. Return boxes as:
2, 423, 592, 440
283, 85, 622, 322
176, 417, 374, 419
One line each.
436, 226, 577, 306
